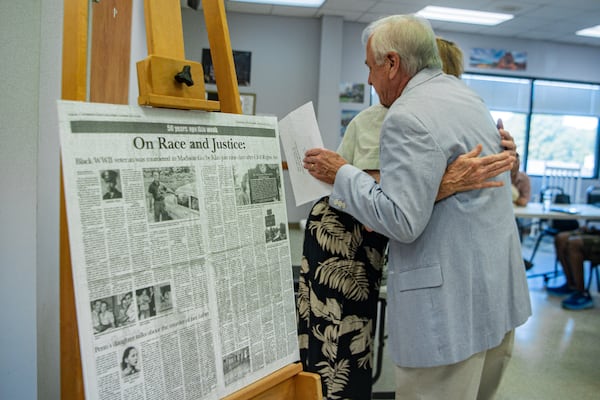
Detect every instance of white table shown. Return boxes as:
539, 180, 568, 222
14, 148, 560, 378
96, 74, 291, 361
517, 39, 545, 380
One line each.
514, 202, 600, 281
514, 202, 600, 220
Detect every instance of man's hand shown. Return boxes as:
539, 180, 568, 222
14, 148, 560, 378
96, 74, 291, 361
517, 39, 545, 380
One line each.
436, 145, 515, 201
303, 148, 348, 184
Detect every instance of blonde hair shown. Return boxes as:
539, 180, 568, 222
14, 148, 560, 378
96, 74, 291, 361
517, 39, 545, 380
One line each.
436, 37, 464, 78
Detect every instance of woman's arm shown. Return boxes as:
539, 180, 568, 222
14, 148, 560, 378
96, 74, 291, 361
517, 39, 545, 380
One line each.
437, 127, 517, 201
436, 145, 515, 201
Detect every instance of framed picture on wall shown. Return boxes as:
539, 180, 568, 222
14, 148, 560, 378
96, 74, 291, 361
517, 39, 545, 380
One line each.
340, 109, 360, 137
202, 48, 252, 86
206, 91, 256, 115
469, 48, 527, 71
339, 82, 365, 103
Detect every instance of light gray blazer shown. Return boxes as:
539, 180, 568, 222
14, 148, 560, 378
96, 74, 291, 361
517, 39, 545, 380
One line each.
330, 68, 531, 368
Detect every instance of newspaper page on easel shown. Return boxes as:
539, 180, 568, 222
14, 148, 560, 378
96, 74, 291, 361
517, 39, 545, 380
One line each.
58, 100, 299, 400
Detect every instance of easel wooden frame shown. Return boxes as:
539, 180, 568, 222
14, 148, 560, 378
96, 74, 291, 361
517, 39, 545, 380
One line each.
59, 0, 321, 398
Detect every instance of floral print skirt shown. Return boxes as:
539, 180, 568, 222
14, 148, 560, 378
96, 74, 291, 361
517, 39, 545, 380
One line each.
297, 197, 388, 400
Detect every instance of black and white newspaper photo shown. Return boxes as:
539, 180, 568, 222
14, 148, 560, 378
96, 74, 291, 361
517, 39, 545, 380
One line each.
58, 100, 300, 400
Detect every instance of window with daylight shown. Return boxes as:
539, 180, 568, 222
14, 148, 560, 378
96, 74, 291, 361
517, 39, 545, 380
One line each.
528, 81, 600, 177
463, 74, 600, 178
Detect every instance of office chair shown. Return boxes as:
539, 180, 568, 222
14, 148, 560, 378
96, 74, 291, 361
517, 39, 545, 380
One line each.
580, 186, 600, 293
527, 186, 579, 283
586, 261, 600, 293
586, 185, 600, 205
585, 185, 600, 229
527, 163, 582, 239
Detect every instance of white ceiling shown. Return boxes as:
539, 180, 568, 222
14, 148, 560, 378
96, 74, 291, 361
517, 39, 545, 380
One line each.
186, 0, 600, 47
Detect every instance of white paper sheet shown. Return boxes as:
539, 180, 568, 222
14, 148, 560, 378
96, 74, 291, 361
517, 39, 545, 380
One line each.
279, 102, 333, 206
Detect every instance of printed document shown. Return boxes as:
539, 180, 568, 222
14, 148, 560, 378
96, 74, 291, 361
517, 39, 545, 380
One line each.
279, 102, 332, 206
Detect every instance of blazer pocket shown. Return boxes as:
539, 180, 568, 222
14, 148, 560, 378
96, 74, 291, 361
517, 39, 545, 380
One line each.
396, 264, 443, 292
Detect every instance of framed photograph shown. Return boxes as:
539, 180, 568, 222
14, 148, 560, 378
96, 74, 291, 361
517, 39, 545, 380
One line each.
469, 48, 527, 71
202, 48, 252, 86
340, 109, 360, 137
206, 91, 256, 115
339, 82, 365, 103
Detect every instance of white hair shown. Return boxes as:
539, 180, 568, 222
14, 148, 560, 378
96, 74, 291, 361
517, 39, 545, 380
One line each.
362, 14, 442, 77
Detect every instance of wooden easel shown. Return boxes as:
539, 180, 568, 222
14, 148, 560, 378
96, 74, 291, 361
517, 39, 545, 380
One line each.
59, 0, 321, 398
136, 0, 233, 112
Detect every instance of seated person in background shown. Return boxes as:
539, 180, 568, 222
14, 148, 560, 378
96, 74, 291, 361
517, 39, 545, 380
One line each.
511, 153, 530, 206
548, 229, 598, 310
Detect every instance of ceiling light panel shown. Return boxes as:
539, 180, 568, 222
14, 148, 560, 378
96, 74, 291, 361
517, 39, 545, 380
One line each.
576, 25, 600, 38
416, 6, 513, 26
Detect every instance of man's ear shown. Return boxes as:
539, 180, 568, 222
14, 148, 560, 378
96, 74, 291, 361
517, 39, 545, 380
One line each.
387, 52, 401, 78
387, 53, 395, 66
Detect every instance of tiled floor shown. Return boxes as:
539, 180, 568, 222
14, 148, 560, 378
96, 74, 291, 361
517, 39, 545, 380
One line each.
288, 227, 600, 399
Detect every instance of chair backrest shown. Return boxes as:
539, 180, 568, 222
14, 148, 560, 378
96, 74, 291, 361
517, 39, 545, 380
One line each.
539, 186, 579, 231
539, 186, 565, 203
541, 162, 582, 203
585, 185, 600, 229
587, 185, 600, 205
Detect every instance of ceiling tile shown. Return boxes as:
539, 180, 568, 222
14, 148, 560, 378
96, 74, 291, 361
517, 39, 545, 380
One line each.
226, 2, 273, 14
527, 5, 585, 19
368, 0, 427, 15
321, 0, 378, 13
319, 9, 364, 21
271, 5, 319, 17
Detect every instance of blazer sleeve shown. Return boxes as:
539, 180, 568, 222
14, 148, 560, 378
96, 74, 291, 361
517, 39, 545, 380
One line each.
330, 110, 448, 243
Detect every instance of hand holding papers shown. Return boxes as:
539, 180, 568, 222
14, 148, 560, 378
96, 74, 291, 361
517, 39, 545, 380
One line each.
279, 102, 333, 206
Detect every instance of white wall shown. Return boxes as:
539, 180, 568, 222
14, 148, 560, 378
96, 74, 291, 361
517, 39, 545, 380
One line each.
1, 1, 62, 399
37, 0, 63, 398
1, 5, 599, 398
1, 2, 42, 400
